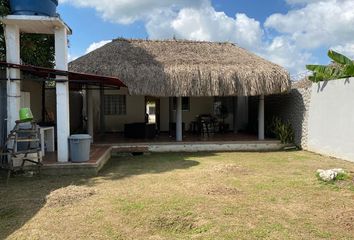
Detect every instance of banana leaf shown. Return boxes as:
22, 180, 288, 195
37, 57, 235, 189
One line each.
306, 50, 354, 82
328, 50, 353, 65
343, 64, 354, 76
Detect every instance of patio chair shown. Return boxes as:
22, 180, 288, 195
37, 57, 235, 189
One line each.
198, 115, 217, 137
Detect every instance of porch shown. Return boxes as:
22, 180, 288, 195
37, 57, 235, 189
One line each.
41, 134, 286, 175
89, 92, 267, 144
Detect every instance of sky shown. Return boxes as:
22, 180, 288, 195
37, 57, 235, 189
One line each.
58, 0, 354, 80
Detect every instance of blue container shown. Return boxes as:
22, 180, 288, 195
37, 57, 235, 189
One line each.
69, 134, 92, 163
9, 0, 58, 17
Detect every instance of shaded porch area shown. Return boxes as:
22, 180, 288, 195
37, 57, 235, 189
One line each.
90, 93, 267, 144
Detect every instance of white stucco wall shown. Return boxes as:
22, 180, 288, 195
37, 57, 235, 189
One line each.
307, 78, 354, 162
21, 80, 42, 121
103, 88, 145, 132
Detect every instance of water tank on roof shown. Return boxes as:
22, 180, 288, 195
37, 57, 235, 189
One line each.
9, 0, 58, 17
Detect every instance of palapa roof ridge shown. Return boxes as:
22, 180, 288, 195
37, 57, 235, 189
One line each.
113, 37, 235, 45
70, 38, 290, 97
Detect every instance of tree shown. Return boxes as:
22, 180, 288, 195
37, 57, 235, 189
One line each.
306, 50, 354, 82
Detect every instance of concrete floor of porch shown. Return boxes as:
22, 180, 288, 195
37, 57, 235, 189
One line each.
40, 132, 288, 175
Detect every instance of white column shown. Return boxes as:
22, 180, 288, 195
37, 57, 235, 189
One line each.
5, 24, 21, 133
55, 27, 70, 162
258, 94, 265, 140
176, 97, 182, 141
87, 88, 94, 142
99, 85, 105, 134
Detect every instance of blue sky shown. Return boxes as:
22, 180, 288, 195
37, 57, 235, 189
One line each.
58, 0, 354, 79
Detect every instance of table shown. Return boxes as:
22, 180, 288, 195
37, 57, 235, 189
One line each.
39, 126, 55, 157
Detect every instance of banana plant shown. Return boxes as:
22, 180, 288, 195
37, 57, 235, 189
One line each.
306, 50, 354, 82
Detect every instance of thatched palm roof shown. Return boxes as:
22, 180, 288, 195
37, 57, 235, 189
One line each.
69, 39, 290, 97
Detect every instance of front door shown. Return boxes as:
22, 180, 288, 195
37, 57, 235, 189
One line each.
145, 97, 160, 133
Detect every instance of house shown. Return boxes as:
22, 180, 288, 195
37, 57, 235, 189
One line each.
69, 39, 290, 142
0, 17, 290, 166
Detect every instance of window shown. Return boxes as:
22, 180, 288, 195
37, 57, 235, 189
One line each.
173, 97, 190, 111
104, 95, 126, 115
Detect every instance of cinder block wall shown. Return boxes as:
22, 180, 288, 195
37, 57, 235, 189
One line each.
265, 87, 311, 148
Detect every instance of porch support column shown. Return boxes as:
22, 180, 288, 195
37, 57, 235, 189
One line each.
55, 27, 70, 162
99, 85, 105, 134
5, 24, 21, 134
176, 97, 182, 142
258, 94, 265, 140
87, 88, 94, 143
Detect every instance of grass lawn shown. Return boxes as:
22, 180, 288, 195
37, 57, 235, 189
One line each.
1, 151, 354, 239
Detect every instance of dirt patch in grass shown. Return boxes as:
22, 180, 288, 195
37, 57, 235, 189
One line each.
206, 185, 241, 196
150, 212, 208, 234
334, 175, 354, 189
212, 164, 249, 175
45, 185, 96, 207
336, 210, 354, 231
151, 214, 197, 233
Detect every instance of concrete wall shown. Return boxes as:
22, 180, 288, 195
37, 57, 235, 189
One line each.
307, 78, 354, 162
103, 88, 145, 132
21, 80, 42, 121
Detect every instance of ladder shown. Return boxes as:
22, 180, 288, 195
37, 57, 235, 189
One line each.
0, 120, 42, 183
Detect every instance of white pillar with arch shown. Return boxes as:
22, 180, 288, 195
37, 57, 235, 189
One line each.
55, 26, 70, 162
176, 97, 182, 142
5, 24, 21, 134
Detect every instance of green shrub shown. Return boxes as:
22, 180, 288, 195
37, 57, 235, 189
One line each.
269, 117, 295, 144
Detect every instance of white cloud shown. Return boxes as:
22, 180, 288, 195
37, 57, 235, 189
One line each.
85, 40, 112, 54
60, 0, 207, 24
285, 0, 332, 5
262, 36, 312, 76
265, 0, 354, 49
147, 6, 263, 51
145, 5, 310, 75
331, 43, 354, 59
